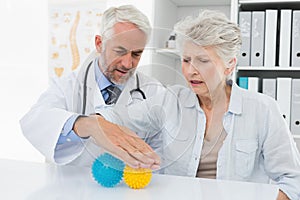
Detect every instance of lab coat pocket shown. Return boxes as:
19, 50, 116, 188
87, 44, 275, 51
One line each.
235, 140, 258, 178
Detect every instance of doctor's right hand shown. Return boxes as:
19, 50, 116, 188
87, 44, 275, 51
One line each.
73, 115, 160, 170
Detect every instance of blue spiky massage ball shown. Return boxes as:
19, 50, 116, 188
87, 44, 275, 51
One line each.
91, 153, 125, 187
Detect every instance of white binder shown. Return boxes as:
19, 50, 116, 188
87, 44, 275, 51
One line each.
262, 78, 276, 99
276, 78, 292, 128
248, 77, 259, 92
291, 79, 300, 135
279, 10, 292, 67
251, 11, 265, 66
238, 12, 251, 66
295, 137, 300, 152
291, 10, 300, 67
264, 10, 278, 67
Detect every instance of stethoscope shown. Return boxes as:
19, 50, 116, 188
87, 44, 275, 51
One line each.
82, 61, 146, 114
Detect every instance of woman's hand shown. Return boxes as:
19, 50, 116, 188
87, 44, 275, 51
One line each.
74, 115, 160, 170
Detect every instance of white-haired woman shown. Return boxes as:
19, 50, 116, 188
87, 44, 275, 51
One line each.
96, 10, 300, 199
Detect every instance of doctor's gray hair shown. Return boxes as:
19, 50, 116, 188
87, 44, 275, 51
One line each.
99, 5, 151, 42
174, 10, 241, 64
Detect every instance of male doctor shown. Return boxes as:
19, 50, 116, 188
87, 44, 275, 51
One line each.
20, 5, 162, 170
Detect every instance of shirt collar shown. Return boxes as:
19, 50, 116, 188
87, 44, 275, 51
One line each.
181, 88, 199, 108
94, 58, 123, 91
227, 80, 242, 115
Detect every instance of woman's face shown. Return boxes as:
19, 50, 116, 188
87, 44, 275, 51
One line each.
181, 41, 231, 96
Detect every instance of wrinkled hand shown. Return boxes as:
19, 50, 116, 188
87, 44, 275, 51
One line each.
73, 115, 160, 170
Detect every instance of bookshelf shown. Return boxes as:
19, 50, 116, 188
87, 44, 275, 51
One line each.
232, 0, 300, 138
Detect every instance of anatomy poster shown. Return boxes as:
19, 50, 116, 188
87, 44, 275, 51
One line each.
49, 2, 106, 77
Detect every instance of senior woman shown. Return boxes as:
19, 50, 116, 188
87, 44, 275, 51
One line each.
77, 10, 300, 199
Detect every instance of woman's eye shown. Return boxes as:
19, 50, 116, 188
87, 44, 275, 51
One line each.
197, 58, 209, 63
199, 59, 209, 63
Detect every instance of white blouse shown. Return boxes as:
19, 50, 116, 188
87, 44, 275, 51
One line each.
98, 81, 300, 200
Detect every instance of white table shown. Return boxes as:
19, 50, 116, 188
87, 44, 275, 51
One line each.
0, 159, 278, 200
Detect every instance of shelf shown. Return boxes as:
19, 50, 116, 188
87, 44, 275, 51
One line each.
238, 0, 300, 10
239, 0, 300, 3
156, 48, 181, 59
293, 135, 300, 139
237, 66, 300, 71
171, 0, 231, 6
236, 66, 300, 79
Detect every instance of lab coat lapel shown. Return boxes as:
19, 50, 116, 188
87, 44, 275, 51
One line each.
94, 85, 105, 108
73, 62, 90, 114
85, 62, 99, 114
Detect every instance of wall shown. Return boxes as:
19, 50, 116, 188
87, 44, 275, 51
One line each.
0, 0, 156, 163
151, 0, 179, 86
177, 5, 231, 20
0, 0, 48, 162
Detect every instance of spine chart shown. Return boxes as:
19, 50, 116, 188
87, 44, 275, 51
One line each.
70, 11, 80, 71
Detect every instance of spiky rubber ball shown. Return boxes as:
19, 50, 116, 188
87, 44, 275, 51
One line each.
91, 153, 125, 187
123, 165, 152, 189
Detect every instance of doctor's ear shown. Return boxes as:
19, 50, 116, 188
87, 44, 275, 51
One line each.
224, 58, 236, 75
95, 35, 103, 53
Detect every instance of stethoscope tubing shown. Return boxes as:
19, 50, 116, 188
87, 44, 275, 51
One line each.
82, 61, 146, 114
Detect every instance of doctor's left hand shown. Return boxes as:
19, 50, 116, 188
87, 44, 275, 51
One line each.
73, 115, 161, 170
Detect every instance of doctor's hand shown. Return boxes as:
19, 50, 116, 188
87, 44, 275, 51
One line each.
276, 190, 290, 200
73, 115, 160, 170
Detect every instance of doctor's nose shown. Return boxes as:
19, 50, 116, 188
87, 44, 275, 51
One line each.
121, 52, 133, 69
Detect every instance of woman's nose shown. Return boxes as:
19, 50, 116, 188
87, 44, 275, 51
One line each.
187, 61, 199, 75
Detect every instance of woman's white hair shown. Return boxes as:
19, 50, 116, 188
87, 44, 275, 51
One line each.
174, 9, 241, 63
99, 5, 151, 42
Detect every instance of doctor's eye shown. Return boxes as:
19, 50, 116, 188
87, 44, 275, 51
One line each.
114, 50, 127, 56
182, 58, 190, 63
131, 51, 143, 58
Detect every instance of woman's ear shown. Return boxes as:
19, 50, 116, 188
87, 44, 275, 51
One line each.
225, 57, 236, 75
95, 35, 102, 53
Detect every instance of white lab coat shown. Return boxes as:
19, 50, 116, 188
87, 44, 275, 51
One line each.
20, 51, 165, 166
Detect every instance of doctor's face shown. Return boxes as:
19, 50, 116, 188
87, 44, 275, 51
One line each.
181, 41, 230, 96
96, 22, 147, 85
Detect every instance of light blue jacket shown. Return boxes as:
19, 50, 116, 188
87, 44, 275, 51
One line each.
98, 81, 300, 200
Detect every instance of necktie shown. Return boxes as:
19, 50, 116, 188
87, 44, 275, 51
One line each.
104, 85, 122, 105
